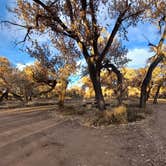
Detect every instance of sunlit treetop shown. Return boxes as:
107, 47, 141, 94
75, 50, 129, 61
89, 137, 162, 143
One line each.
10, 0, 165, 60
3, 0, 166, 111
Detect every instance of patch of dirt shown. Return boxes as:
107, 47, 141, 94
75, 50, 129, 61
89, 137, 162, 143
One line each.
0, 103, 166, 166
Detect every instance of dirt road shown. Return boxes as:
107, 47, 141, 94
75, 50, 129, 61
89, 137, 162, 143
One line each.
0, 104, 166, 166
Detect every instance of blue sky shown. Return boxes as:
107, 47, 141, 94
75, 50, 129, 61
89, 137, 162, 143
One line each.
0, 0, 35, 67
0, 0, 159, 69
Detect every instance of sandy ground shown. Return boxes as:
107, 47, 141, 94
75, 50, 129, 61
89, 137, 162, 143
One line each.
0, 103, 166, 166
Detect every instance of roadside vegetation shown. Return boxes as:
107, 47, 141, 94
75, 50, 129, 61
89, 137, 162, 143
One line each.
0, 0, 166, 126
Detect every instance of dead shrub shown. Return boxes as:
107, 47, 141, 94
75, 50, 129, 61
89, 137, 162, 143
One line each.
105, 106, 127, 124
91, 106, 128, 126
89, 105, 150, 126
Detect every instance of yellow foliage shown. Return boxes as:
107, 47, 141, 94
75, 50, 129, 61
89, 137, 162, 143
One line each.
104, 106, 127, 124
128, 86, 140, 97
102, 87, 114, 97
84, 87, 95, 99
122, 68, 137, 80
112, 106, 127, 115
0, 56, 11, 76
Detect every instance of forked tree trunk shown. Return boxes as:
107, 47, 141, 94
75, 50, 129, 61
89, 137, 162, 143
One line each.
108, 64, 123, 105
88, 63, 105, 111
153, 83, 162, 104
140, 56, 163, 108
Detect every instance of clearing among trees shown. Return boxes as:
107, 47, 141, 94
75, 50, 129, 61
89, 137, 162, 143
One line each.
0, 99, 166, 166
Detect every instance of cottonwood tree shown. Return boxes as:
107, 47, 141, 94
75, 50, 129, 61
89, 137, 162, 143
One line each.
81, 37, 129, 105
56, 64, 76, 106
139, 2, 166, 108
0, 57, 33, 102
140, 20, 166, 108
0, 56, 57, 102
0, 57, 23, 101
151, 64, 166, 104
27, 39, 77, 106
0, 57, 12, 101
5, 0, 160, 110
24, 62, 57, 99
101, 38, 129, 105
52, 36, 78, 106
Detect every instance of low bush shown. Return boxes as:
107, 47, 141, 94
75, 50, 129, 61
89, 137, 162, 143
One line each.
105, 106, 127, 124
91, 106, 127, 126
89, 105, 149, 126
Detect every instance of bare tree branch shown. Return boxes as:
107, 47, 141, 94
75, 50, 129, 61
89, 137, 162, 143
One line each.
16, 26, 32, 44
99, 6, 130, 62
33, 0, 79, 41
1, 20, 29, 28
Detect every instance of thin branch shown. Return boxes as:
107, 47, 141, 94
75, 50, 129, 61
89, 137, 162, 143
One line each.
148, 22, 166, 55
99, 6, 130, 63
49, 0, 58, 7
33, 0, 78, 40
16, 26, 32, 45
122, 9, 144, 21
1, 20, 28, 28
1, 20, 33, 44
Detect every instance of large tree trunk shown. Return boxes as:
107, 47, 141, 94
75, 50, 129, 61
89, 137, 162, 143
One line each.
108, 64, 123, 105
23, 88, 29, 102
153, 83, 162, 104
140, 56, 163, 108
88, 63, 105, 111
146, 83, 153, 101
0, 89, 9, 102
58, 80, 68, 107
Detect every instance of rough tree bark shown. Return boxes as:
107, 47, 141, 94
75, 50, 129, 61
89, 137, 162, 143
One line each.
88, 62, 105, 111
0, 89, 9, 102
153, 83, 162, 104
140, 56, 163, 108
146, 83, 153, 101
106, 63, 123, 106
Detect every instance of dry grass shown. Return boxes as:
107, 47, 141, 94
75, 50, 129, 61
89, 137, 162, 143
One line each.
105, 106, 127, 124
60, 105, 86, 116
85, 104, 150, 127
87, 106, 128, 126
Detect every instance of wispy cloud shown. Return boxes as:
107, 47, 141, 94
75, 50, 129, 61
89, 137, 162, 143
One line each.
127, 48, 153, 68
16, 61, 34, 71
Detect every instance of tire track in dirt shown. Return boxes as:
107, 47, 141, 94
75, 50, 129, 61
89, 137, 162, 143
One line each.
0, 104, 166, 166
0, 106, 57, 133
0, 104, 57, 117
0, 118, 61, 147
0, 119, 68, 166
